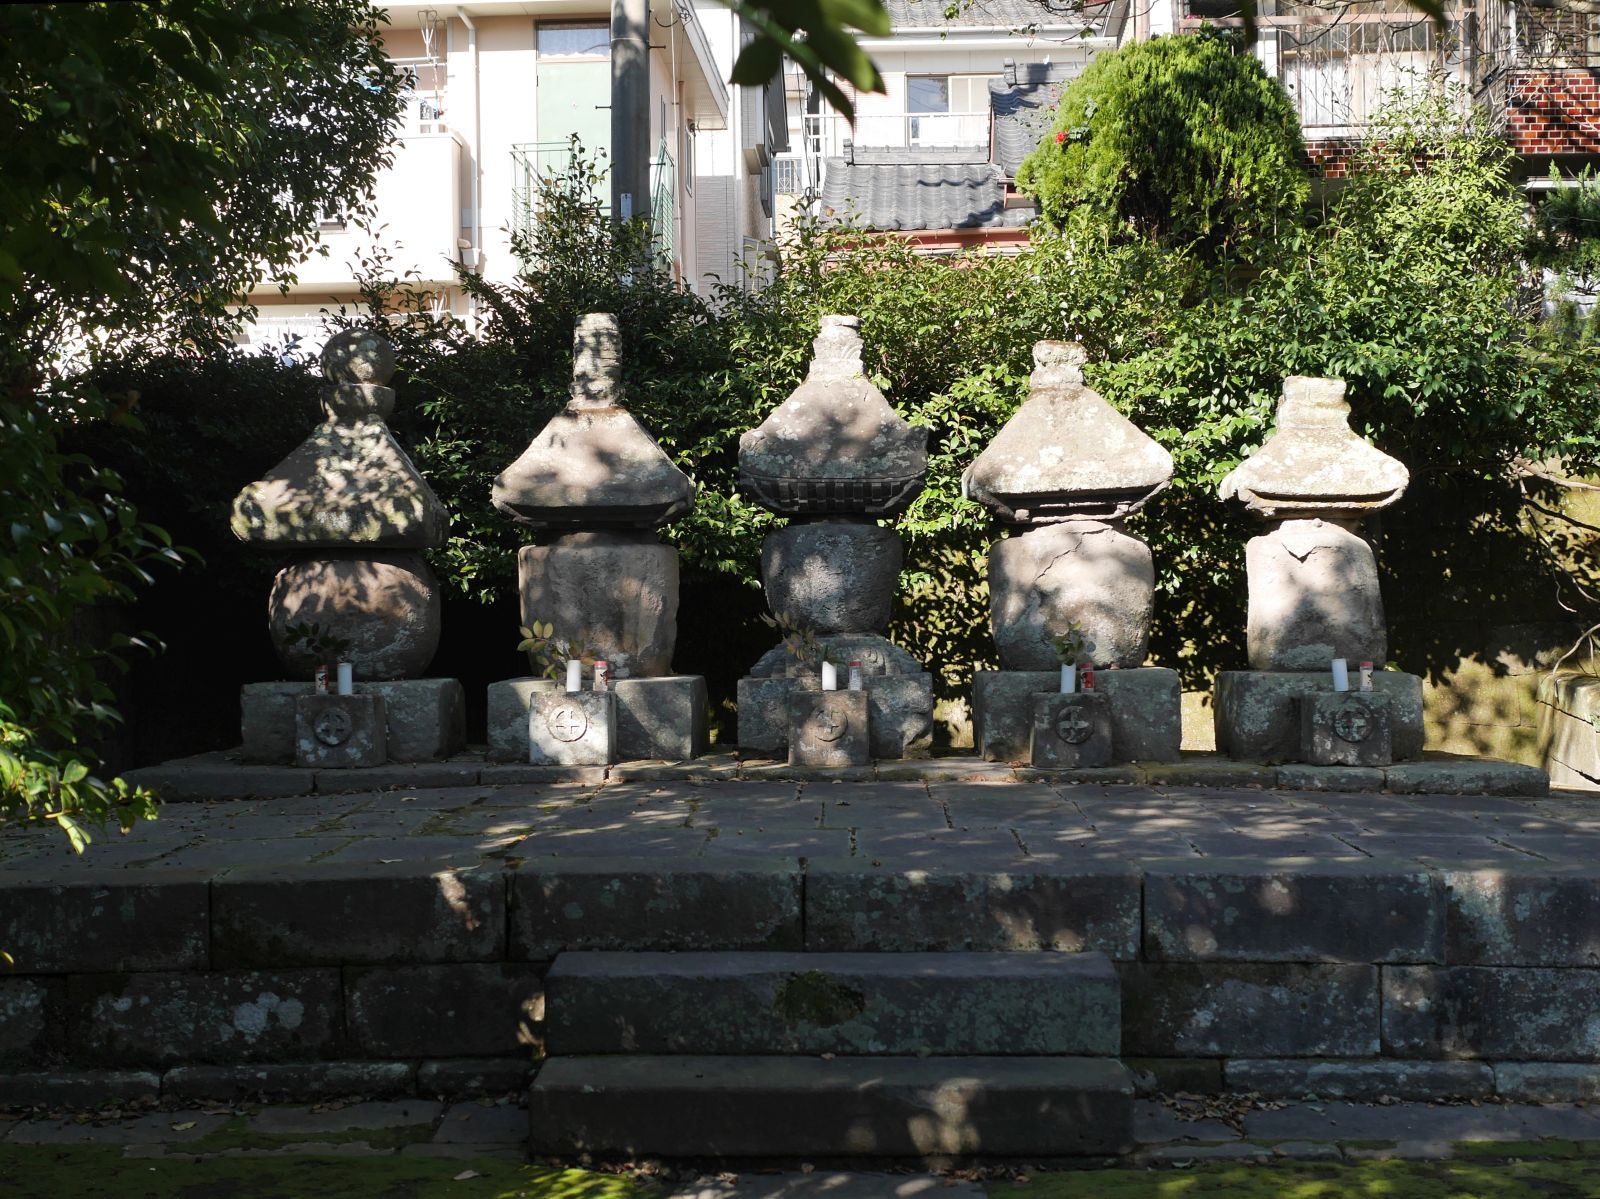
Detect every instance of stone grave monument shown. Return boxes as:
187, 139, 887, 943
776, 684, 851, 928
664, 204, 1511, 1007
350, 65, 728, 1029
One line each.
966, 341, 1182, 765
1213, 375, 1422, 763
487, 313, 707, 764
735, 315, 934, 761
234, 329, 465, 766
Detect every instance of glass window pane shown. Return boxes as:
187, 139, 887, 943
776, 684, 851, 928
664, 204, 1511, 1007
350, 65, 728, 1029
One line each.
539, 24, 611, 57
907, 76, 949, 113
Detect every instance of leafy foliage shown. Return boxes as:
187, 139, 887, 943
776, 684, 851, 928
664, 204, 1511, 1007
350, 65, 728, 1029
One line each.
1, 2, 404, 843
1017, 32, 1309, 256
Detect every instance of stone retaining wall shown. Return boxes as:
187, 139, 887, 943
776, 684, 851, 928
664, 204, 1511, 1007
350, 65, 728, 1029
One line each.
5, 855, 1599, 1106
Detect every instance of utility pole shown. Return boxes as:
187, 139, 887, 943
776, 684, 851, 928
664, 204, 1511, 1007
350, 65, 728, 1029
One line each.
610, 0, 651, 231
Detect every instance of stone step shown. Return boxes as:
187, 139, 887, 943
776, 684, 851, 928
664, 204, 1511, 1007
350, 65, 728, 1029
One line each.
527, 1054, 1134, 1158
544, 950, 1121, 1056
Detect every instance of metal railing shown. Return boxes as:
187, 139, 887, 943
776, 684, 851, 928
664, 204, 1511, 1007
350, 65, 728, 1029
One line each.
511, 141, 607, 245
650, 141, 676, 265
392, 56, 448, 135
825, 109, 993, 149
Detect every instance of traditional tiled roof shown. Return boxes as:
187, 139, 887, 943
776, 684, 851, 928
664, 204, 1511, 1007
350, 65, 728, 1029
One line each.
989, 62, 1084, 178
819, 149, 1029, 231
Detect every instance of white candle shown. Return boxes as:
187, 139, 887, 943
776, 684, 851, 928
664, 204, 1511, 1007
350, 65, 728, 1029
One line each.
1060, 663, 1077, 694
566, 659, 582, 693
821, 661, 838, 691
336, 662, 354, 696
1331, 658, 1350, 692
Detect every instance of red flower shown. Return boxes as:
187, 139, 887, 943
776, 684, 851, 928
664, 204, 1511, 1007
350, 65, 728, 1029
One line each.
1054, 130, 1066, 144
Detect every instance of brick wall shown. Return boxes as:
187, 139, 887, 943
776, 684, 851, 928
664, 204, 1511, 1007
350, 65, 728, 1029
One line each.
1506, 68, 1600, 156
1305, 138, 1358, 179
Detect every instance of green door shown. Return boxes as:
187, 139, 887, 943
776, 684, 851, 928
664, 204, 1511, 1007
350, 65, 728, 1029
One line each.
536, 22, 612, 190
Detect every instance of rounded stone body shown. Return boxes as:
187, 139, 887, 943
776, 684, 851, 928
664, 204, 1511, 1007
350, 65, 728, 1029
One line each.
988, 521, 1154, 670
269, 551, 441, 679
518, 530, 679, 677
1246, 518, 1386, 670
761, 520, 902, 634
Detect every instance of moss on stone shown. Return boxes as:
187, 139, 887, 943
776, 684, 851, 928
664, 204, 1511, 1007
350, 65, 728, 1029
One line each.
772, 970, 866, 1027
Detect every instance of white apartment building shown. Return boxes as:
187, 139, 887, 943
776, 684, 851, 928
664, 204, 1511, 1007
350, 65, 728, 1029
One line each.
779, 0, 1126, 249
242, 0, 784, 350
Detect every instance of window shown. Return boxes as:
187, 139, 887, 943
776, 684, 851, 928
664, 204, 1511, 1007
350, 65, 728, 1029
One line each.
537, 23, 610, 57
907, 75, 950, 114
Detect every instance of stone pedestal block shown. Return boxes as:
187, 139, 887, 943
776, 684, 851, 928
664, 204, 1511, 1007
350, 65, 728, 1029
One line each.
1031, 692, 1113, 768
863, 673, 934, 759
788, 690, 870, 768
1215, 670, 1422, 763
760, 520, 902, 634
1246, 519, 1385, 671
268, 551, 441, 680
295, 695, 386, 768
972, 669, 1181, 764
486, 677, 561, 762
987, 522, 1154, 670
613, 676, 708, 761
1299, 691, 1393, 766
737, 676, 807, 755
740, 674, 931, 759
529, 691, 616, 767
244, 679, 462, 764
517, 531, 678, 678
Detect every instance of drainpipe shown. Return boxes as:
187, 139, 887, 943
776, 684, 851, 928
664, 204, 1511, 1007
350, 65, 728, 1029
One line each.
612, 0, 651, 227
454, 7, 482, 330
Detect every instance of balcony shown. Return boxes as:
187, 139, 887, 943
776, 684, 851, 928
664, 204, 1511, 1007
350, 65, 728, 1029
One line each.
841, 110, 994, 150
280, 126, 464, 292
1181, 2, 1467, 140
510, 141, 677, 268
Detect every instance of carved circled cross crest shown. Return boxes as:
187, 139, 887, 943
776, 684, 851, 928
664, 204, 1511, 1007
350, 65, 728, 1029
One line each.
313, 708, 353, 747
1055, 710, 1094, 745
808, 709, 847, 743
546, 704, 590, 743
1333, 704, 1375, 744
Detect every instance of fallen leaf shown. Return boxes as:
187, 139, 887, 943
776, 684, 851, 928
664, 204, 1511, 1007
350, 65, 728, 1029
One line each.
170, 1121, 196, 1131
453, 1169, 482, 1181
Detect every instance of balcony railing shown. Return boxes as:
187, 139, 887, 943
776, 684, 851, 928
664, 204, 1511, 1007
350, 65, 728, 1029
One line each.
837, 109, 993, 149
511, 141, 608, 247
512, 140, 676, 267
650, 141, 676, 266
393, 56, 448, 135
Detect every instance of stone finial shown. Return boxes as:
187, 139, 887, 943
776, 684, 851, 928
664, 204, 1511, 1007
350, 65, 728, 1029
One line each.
321, 329, 397, 423
961, 340, 1172, 523
1220, 376, 1409, 517
1030, 340, 1087, 387
233, 327, 446, 548
322, 328, 397, 385
738, 314, 927, 518
807, 315, 867, 379
570, 312, 622, 409
490, 313, 695, 528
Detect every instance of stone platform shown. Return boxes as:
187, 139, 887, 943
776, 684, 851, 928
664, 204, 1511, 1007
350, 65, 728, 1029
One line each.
3, 764, 1594, 1128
